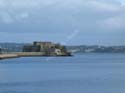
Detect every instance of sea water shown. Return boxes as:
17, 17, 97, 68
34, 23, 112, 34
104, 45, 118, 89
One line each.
0, 53, 125, 93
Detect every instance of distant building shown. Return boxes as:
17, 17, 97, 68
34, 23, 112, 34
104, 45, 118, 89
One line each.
23, 41, 71, 56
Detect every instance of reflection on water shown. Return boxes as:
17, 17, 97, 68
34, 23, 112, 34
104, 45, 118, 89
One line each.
0, 53, 125, 93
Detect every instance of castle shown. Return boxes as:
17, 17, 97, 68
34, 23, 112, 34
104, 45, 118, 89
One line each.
23, 41, 71, 56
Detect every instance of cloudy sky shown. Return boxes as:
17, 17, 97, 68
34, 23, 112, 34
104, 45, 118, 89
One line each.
0, 0, 125, 45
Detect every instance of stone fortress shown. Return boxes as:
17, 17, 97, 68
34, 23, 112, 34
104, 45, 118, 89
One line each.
0, 41, 71, 59
23, 41, 71, 56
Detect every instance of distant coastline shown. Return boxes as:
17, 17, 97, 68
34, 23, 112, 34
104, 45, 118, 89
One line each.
0, 43, 125, 53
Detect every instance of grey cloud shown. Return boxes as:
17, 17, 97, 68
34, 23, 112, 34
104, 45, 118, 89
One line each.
0, 0, 125, 31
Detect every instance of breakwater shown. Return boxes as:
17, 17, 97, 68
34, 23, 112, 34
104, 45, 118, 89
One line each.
0, 52, 71, 60
0, 52, 45, 59
0, 54, 19, 59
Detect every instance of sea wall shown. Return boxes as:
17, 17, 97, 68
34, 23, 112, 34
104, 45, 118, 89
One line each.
0, 52, 71, 60
0, 54, 19, 59
14, 52, 45, 57
0, 52, 45, 59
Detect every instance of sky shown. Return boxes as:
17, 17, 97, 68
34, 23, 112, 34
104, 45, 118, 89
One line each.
0, 0, 125, 45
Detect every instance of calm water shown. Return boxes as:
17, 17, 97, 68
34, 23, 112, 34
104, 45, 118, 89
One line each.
0, 53, 125, 93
